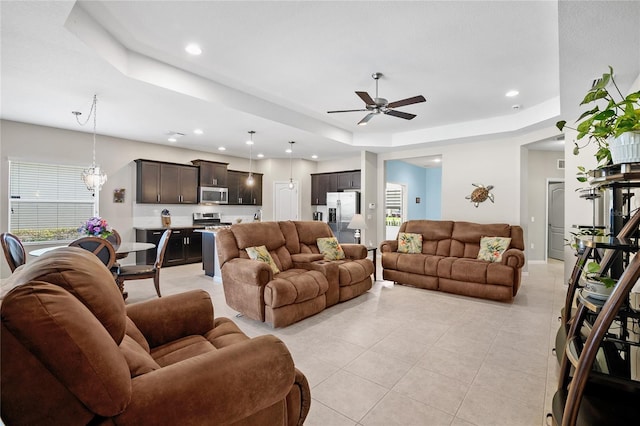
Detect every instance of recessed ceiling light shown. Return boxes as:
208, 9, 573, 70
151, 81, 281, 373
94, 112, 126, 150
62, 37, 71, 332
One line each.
168, 137, 177, 143
193, 129, 203, 135
285, 148, 292, 154
505, 90, 519, 97
246, 140, 254, 145
218, 146, 226, 151
185, 43, 202, 55
257, 153, 264, 158
311, 154, 318, 159
433, 158, 441, 163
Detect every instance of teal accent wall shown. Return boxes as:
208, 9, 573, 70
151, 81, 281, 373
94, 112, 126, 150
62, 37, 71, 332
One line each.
385, 160, 441, 220
425, 167, 442, 219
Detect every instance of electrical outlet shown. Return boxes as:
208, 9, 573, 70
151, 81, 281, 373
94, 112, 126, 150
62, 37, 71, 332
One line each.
530, 243, 535, 249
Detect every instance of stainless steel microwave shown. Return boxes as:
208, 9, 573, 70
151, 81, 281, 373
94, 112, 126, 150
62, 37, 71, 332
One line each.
199, 186, 228, 204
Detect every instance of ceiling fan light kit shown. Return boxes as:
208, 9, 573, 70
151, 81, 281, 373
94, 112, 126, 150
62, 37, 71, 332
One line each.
328, 72, 426, 125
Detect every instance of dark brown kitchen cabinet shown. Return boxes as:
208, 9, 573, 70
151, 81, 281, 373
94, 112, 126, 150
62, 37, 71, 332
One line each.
227, 170, 262, 205
311, 173, 338, 205
337, 170, 361, 190
311, 170, 359, 205
135, 228, 202, 266
191, 159, 228, 187
135, 159, 198, 204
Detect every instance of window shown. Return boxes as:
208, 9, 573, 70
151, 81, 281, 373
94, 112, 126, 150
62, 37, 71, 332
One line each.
9, 161, 96, 243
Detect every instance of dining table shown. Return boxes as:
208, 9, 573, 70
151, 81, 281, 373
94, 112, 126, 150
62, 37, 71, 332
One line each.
29, 242, 156, 259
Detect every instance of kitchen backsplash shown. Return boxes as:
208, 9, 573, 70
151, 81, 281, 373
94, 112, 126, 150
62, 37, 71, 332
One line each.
132, 203, 261, 228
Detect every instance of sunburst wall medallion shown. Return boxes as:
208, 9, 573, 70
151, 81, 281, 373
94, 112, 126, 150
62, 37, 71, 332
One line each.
466, 183, 494, 207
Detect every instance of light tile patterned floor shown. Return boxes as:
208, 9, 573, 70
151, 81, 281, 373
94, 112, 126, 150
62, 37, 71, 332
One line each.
122, 259, 565, 426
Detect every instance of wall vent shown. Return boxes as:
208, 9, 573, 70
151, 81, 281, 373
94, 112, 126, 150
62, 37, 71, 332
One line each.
557, 159, 565, 170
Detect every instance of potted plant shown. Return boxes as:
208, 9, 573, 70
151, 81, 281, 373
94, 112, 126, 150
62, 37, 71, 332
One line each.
556, 66, 640, 169
582, 260, 618, 300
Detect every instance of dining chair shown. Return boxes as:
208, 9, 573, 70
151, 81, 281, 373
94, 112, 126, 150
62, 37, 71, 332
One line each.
116, 229, 171, 298
106, 228, 122, 251
68, 236, 116, 270
1, 232, 26, 272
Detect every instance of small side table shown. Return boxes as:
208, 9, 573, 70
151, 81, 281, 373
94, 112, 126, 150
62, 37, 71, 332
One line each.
366, 246, 377, 281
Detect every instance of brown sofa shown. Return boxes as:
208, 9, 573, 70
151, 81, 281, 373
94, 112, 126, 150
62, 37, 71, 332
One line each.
380, 220, 525, 301
1, 247, 310, 425
216, 220, 374, 327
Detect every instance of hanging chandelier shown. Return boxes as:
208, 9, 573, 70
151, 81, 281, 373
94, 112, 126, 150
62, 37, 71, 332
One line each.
288, 141, 295, 190
246, 130, 255, 186
73, 94, 107, 192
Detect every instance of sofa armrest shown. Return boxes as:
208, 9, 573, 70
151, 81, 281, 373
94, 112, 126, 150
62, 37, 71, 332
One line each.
341, 244, 366, 259
287, 368, 312, 426
222, 258, 273, 286
126, 290, 214, 348
501, 248, 525, 269
380, 239, 398, 253
291, 253, 324, 263
116, 335, 298, 425
294, 260, 339, 306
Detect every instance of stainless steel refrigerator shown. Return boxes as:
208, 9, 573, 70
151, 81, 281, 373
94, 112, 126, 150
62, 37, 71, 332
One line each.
327, 191, 360, 243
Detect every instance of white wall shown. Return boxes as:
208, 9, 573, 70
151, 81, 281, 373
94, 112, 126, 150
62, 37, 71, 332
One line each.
527, 150, 565, 261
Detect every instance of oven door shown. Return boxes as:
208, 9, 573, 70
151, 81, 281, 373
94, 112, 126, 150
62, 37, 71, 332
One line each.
199, 187, 228, 204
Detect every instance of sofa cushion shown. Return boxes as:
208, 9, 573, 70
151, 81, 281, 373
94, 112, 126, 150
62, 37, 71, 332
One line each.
151, 335, 216, 367
450, 222, 511, 258
317, 237, 346, 260
335, 259, 374, 285
264, 269, 329, 308
398, 232, 423, 253
477, 236, 512, 262
246, 245, 281, 274
3, 247, 127, 344
120, 335, 161, 377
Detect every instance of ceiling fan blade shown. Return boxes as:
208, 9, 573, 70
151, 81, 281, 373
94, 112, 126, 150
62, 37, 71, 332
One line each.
387, 95, 426, 108
356, 91, 376, 106
385, 109, 416, 120
327, 109, 368, 113
357, 113, 376, 126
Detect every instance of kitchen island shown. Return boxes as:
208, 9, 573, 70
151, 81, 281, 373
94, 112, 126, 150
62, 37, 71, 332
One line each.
196, 228, 228, 281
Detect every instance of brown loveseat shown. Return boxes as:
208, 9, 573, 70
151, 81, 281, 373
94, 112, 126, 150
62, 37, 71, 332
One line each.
380, 220, 525, 301
216, 221, 374, 327
1, 247, 310, 425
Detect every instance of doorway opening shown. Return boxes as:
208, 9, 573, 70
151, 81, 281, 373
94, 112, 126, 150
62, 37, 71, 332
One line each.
385, 182, 406, 240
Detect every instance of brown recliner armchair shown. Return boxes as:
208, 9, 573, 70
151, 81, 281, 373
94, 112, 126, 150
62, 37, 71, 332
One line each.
1, 247, 310, 425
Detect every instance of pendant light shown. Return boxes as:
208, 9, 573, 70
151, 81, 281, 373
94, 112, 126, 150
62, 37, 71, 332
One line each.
246, 130, 255, 186
288, 141, 295, 190
73, 94, 107, 192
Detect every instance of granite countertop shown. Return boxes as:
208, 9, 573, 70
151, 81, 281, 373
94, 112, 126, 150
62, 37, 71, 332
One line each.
134, 225, 205, 231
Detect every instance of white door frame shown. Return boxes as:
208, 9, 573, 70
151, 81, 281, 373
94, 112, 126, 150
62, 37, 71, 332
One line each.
273, 180, 300, 221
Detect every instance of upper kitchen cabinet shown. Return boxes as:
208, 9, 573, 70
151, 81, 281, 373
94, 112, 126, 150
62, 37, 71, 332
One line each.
337, 170, 361, 190
311, 173, 338, 205
227, 170, 263, 205
135, 159, 199, 204
191, 159, 228, 187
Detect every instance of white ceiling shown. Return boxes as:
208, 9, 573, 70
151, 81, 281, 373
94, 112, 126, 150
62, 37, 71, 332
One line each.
1, 1, 638, 162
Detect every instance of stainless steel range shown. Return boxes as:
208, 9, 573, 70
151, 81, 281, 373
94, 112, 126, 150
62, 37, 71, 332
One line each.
193, 212, 232, 228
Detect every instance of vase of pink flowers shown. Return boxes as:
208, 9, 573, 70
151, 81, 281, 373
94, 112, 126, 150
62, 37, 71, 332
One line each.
78, 216, 112, 238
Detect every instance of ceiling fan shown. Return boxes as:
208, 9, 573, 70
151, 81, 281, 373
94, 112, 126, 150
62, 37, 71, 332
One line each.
327, 73, 426, 126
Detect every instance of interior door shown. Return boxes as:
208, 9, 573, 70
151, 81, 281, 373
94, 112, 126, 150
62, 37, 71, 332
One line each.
548, 181, 565, 261
274, 182, 299, 221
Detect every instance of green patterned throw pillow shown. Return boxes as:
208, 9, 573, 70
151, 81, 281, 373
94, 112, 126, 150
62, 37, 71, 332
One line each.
317, 237, 346, 260
477, 237, 511, 262
397, 232, 423, 253
246, 245, 280, 274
